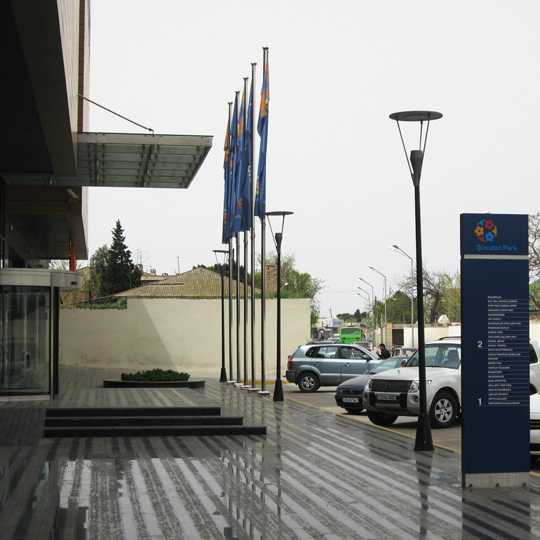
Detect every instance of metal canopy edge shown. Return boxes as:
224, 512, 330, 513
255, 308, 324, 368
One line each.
1, 131, 213, 189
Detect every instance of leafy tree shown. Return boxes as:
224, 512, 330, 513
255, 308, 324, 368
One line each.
400, 270, 460, 324
85, 245, 109, 299
530, 213, 540, 312
254, 253, 322, 326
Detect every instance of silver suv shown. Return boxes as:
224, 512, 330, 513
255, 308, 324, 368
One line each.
286, 343, 380, 392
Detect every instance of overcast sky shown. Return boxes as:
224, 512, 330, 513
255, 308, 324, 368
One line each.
88, 0, 540, 316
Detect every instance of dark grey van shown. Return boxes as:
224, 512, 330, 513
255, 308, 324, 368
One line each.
285, 343, 380, 392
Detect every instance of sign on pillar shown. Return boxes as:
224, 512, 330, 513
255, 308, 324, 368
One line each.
461, 213, 529, 489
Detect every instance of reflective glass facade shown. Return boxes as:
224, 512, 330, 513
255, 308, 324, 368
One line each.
0, 286, 50, 393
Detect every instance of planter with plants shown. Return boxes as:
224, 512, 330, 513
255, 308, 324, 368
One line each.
103, 368, 204, 388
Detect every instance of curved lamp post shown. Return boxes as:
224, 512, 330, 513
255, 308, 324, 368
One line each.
266, 210, 294, 402
368, 266, 388, 343
391, 244, 415, 348
213, 249, 229, 382
389, 110, 442, 452
358, 277, 376, 347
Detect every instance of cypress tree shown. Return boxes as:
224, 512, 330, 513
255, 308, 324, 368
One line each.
101, 220, 142, 296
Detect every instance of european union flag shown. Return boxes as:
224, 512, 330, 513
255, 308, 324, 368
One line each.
221, 104, 232, 244
231, 85, 247, 234
254, 51, 269, 219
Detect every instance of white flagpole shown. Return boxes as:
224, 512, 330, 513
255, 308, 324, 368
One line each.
259, 47, 269, 395
249, 62, 257, 391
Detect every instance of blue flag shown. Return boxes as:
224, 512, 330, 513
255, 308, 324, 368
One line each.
226, 94, 239, 241
254, 52, 269, 219
231, 86, 247, 234
240, 77, 254, 231
221, 105, 232, 244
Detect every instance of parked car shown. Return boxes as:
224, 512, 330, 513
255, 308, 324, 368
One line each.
364, 338, 540, 429
531, 393, 540, 459
286, 343, 380, 392
335, 357, 405, 414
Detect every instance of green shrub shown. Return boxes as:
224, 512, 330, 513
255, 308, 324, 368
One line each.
121, 368, 190, 381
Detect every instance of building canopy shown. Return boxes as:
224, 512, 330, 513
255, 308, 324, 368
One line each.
2, 132, 212, 189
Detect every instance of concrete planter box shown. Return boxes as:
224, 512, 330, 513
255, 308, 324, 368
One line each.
103, 379, 205, 388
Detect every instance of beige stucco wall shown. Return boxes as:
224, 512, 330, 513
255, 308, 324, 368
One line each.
60, 298, 311, 378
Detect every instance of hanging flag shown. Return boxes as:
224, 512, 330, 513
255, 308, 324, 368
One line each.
221, 103, 232, 244
240, 75, 254, 231
254, 49, 269, 219
226, 93, 239, 240
231, 83, 247, 234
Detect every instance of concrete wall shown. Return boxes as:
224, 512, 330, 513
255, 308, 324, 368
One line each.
380, 322, 540, 347
60, 297, 311, 378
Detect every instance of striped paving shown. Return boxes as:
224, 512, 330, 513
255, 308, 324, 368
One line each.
1, 367, 540, 538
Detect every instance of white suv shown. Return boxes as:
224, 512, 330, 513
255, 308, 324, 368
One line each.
364, 338, 540, 429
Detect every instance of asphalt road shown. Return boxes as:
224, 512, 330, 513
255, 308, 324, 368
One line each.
283, 383, 461, 453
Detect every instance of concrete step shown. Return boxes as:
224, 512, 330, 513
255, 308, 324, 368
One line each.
44, 415, 243, 427
43, 424, 267, 438
45, 406, 221, 418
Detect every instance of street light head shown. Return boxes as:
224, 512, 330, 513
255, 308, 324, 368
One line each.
389, 110, 442, 184
389, 111, 442, 122
265, 210, 294, 249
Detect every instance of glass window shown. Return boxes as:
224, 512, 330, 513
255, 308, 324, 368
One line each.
318, 346, 338, 358
351, 348, 371, 360
0, 286, 50, 392
406, 344, 461, 369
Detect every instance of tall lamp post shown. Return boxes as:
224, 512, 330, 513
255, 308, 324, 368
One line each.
389, 110, 442, 452
391, 244, 415, 348
368, 266, 388, 343
266, 210, 294, 402
356, 287, 372, 337
358, 277, 375, 347
213, 249, 229, 382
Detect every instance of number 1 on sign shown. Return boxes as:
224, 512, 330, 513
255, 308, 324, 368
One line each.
478, 398, 482, 407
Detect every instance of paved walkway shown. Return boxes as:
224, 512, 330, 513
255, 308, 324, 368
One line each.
1, 368, 540, 539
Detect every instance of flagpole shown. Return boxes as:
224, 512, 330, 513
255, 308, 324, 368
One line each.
259, 47, 269, 396
260, 214, 267, 394
243, 231, 248, 387
228, 240, 234, 383
249, 62, 257, 391
240, 76, 249, 389
235, 232, 241, 386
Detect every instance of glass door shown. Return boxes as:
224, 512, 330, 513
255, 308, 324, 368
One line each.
0, 286, 50, 393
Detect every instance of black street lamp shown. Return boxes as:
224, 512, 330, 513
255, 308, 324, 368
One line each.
213, 249, 229, 383
266, 210, 294, 402
389, 110, 442, 452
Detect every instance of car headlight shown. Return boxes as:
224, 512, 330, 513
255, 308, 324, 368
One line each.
409, 380, 431, 392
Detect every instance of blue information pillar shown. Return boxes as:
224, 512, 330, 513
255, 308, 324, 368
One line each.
461, 213, 529, 488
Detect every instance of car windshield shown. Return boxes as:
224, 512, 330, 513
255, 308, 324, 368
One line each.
406, 344, 461, 369
369, 358, 401, 373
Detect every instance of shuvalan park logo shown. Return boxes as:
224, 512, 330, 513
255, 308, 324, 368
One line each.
474, 218, 498, 243
472, 217, 518, 253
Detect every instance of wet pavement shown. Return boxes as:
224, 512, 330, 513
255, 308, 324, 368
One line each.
283, 385, 462, 453
2, 368, 540, 538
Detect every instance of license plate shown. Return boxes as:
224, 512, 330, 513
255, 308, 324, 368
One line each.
342, 397, 360, 404
377, 393, 397, 401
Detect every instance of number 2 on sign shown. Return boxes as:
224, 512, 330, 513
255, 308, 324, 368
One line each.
477, 340, 483, 349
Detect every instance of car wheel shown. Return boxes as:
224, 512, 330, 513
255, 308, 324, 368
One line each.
297, 372, 320, 392
430, 391, 458, 428
367, 412, 398, 426
345, 408, 363, 415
